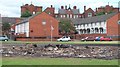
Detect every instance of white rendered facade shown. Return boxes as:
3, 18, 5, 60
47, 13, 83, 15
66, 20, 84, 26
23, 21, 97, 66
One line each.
15, 22, 29, 37
75, 21, 107, 34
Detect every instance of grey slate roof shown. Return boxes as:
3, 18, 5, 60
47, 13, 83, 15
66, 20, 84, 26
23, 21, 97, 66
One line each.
58, 9, 79, 14
2, 17, 19, 24
71, 9, 79, 14
16, 13, 40, 25
58, 9, 66, 14
72, 13, 117, 25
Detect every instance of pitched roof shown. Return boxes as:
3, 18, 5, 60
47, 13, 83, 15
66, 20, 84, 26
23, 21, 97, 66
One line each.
16, 12, 58, 25
16, 12, 42, 25
58, 9, 80, 14
2, 17, 19, 24
71, 9, 79, 14
72, 13, 117, 25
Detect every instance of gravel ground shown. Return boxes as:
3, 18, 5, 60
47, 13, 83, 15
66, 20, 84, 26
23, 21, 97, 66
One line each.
1, 43, 120, 60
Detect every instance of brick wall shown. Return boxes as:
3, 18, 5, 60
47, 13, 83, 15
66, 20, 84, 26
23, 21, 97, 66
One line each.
21, 4, 42, 15
29, 12, 59, 37
107, 12, 120, 41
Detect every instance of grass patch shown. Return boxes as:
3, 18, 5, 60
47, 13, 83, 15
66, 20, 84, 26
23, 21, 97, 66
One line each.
2, 57, 118, 65
1, 41, 119, 45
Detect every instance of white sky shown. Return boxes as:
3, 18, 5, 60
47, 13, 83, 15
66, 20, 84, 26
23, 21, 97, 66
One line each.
0, 0, 119, 17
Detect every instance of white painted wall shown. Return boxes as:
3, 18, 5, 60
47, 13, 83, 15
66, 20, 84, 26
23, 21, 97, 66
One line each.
75, 21, 107, 34
15, 22, 29, 37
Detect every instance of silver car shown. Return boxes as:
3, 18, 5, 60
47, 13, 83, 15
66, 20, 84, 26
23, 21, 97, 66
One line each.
0, 36, 8, 41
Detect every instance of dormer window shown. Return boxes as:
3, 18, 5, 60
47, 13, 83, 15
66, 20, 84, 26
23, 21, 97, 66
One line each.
88, 13, 92, 17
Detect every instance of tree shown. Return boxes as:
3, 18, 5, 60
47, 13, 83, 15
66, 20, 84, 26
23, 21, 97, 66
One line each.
96, 12, 105, 16
2, 22, 11, 35
59, 19, 76, 36
21, 10, 32, 18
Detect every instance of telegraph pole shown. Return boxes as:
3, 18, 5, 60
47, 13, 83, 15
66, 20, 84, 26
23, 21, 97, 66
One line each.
50, 20, 52, 42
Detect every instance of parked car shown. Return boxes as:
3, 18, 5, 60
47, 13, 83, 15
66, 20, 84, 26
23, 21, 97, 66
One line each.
95, 36, 101, 41
81, 36, 95, 41
0, 35, 9, 41
100, 37, 112, 41
57, 36, 71, 42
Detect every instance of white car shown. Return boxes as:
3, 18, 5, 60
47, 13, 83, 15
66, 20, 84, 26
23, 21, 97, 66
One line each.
57, 36, 71, 42
0, 35, 9, 41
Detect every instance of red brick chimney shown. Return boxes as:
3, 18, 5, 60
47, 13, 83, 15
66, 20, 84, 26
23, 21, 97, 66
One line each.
51, 5, 53, 8
96, 8, 97, 12
84, 6, 86, 12
61, 6, 64, 9
73, 6, 77, 9
65, 5, 67, 9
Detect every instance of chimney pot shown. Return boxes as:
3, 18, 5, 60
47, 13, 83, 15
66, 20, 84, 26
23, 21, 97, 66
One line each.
51, 5, 53, 8
96, 8, 97, 12
84, 6, 86, 12
61, 6, 64, 9
65, 5, 67, 9
73, 6, 77, 9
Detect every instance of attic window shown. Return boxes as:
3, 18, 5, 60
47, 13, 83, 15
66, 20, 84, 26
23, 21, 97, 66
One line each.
88, 13, 92, 17
42, 20, 46, 25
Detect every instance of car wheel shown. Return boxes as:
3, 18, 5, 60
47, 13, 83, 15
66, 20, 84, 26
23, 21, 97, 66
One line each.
4, 39, 8, 41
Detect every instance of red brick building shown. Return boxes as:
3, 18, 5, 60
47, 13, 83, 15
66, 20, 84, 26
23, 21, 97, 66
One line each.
15, 12, 59, 41
107, 12, 120, 40
96, 5, 119, 14
83, 6, 95, 18
21, 4, 42, 15
44, 5, 55, 17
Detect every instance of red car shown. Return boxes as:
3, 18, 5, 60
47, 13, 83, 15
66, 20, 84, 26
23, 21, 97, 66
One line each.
100, 37, 112, 41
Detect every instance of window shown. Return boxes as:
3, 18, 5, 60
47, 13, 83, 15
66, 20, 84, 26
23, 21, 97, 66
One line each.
48, 12, 51, 14
67, 14, 69, 18
76, 15, 78, 18
88, 13, 92, 17
33, 12, 35, 14
74, 15, 76, 18
94, 23, 96, 25
70, 14, 72, 18
55, 15, 58, 18
99, 22, 101, 25
118, 20, 120, 24
63, 15, 65, 18
61, 15, 62, 18
42, 20, 46, 25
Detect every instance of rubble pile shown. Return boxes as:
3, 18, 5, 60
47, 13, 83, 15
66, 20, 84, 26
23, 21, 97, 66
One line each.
1, 44, 119, 59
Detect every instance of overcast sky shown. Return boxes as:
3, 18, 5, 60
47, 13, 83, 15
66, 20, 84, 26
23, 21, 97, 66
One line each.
0, 0, 119, 17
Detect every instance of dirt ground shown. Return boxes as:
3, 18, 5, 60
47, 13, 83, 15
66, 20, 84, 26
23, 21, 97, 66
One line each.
1, 44, 120, 60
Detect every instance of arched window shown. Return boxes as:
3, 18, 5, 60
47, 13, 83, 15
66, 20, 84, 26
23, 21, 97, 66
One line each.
95, 28, 99, 33
87, 28, 90, 34
99, 27, 103, 33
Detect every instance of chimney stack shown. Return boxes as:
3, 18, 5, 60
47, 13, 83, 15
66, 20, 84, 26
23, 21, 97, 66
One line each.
51, 5, 53, 8
84, 6, 86, 12
61, 6, 64, 9
65, 5, 67, 9
73, 6, 77, 9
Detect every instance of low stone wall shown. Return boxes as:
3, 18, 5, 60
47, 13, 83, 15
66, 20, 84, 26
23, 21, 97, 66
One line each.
16, 37, 58, 41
